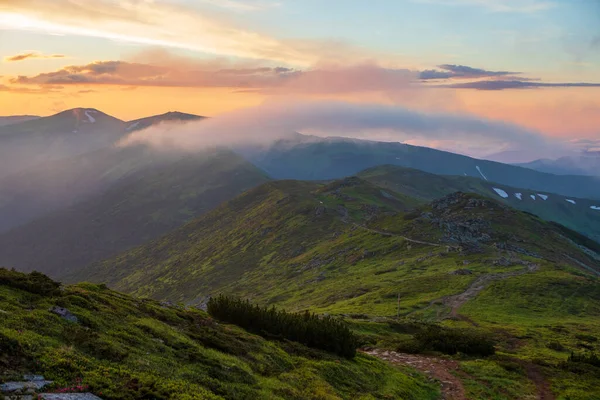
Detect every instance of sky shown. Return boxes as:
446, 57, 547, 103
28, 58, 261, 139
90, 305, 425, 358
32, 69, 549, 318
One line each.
0, 0, 599, 158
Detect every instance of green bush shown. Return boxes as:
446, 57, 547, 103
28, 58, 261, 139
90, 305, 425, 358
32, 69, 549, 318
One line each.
568, 352, 600, 368
414, 325, 495, 357
207, 295, 359, 358
0, 268, 61, 296
547, 341, 566, 352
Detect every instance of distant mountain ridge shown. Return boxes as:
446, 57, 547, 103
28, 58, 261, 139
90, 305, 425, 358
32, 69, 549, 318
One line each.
0, 149, 270, 278
0, 109, 207, 231
0, 115, 39, 127
517, 153, 600, 177
243, 134, 600, 200
358, 165, 600, 242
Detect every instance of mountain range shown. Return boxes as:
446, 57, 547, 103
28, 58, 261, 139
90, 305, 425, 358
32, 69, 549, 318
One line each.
1, 106, 600, 399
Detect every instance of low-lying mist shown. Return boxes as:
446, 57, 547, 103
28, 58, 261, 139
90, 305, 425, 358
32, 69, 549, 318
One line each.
119, 98, 566, 159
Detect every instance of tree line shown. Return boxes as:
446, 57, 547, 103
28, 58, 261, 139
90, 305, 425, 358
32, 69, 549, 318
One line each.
207, 294, 358, 358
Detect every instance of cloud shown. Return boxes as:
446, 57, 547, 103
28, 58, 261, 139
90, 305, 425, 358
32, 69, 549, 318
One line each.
412, 0, 556, 13
197, 0, 279, 12
12, 55, 599, 95
0, 84, 60, 94
120, 98, 560, 157
0, 0, 384, 66
4, 52, 66, 62
11, 59, 299, 87
420, 64, 519, 80
444, 80, 600, 90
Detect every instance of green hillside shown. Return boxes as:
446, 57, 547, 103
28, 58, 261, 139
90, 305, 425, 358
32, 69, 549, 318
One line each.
71, 177, 600, 398
0, 150, 270, 279
0, 268, 438, 399
358, 165, 600, 242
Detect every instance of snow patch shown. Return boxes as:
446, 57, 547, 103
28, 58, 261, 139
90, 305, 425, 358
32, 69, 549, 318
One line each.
530, 195, 536, 200
475, 165, 488, 181
84, 110, 96, 123
566, 199, 576, 205
537, 194, 548, 200
515, 193, 522, 200
591, 206, 600, 211
127, 121, 141, 131
493, 188, 508, 198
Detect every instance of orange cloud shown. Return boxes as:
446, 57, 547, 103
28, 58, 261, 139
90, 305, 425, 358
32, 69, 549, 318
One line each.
4, 52, 65, 62
0, 0, 391, 66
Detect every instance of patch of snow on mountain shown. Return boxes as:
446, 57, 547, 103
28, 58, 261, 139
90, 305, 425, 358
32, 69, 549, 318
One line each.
592, 206, 600, 211
537, 194, 548, 200
475, 165, 488, 181
493, 188, 508, 198
127, 121, 141, 131
84, 110, 96, 123
566, 199, 576, 205
515, 193, 522, 200
530, 195, 536, 200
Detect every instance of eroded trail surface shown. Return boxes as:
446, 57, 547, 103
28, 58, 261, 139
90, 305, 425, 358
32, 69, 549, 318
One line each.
444, 263, 539, 317
363, 348, 466, 400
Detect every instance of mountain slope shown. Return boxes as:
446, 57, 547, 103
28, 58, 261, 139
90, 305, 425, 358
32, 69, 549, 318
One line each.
125, 111, 205, 132
0, 115, 39, 127
70, 178, 600, 398
358, 165, 600, 242
78, 178, 600, 307
0, 149, 270, 279
517, 153, 600, 177
243, 134, 600, 200
0, 268, 437, 399
0, 108, 125, 179
0, 110, 211, 232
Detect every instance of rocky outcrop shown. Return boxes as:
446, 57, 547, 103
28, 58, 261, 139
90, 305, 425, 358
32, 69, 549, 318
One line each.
49, 306, 78, 323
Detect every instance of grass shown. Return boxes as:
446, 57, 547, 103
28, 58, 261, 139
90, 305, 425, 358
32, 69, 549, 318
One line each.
22, 179, 600, 399
0, 269, 439, 400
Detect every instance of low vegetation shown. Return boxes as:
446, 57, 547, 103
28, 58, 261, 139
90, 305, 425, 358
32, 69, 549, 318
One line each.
0, 269, 438, 399
207, 295, 359, 358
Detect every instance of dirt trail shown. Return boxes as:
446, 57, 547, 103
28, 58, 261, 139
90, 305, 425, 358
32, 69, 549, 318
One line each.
363, 348, 466, 400
406, 263, 539, 322
352, 223, 442, 247
443, 263, 538, 317
520, 361, 556, 400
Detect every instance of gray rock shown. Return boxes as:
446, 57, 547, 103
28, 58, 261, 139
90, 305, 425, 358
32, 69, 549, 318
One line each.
23, 375, 45, 381
49, 306, 78, 323
39, 394, 103, 400
1, 380, 53, 393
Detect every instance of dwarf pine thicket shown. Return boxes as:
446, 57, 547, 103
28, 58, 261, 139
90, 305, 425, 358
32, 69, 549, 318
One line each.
207, 294, 359, 358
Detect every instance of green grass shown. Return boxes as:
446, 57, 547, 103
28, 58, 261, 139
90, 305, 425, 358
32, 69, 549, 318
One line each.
42, 180, 600, 398
0, 269, 438, 399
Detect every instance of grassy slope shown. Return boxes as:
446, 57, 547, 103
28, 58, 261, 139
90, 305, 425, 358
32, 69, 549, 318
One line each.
0, 269, 438, 400
80, 178, 600, 399
0, 150, 271, 279
358, 165, 600, 242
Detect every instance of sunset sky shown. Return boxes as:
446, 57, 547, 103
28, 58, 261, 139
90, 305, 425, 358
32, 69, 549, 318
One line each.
1, 0, 599, 155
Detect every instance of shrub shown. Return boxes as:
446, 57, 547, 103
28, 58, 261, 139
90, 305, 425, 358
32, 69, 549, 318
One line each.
547, 341, 566, 352
414, 325, 495, 357
0, 268, 61, 296
575, 334, 598, 343
568, 352, 600, 368
207, 295, 359, 358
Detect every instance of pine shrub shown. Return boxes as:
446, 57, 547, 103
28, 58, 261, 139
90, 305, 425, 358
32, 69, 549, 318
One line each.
207, 295, 358, 358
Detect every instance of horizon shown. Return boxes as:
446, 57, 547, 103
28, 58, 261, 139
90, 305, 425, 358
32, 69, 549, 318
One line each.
1, 0, 599, 159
